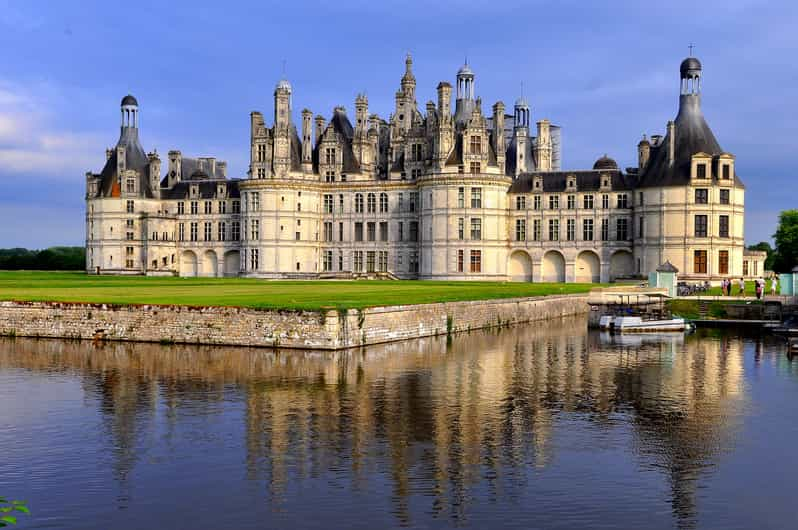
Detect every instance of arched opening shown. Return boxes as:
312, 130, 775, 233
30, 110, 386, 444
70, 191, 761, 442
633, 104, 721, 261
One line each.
181, 250, 198, 277
575, 250, 601, 283
508, 251, 533, 282
223, 250, 240, 277
542, 250, 565, 283
203, 250, 218, 277
610, 250, 634, 281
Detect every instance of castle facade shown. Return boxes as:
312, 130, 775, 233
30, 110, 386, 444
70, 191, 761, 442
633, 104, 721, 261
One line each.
85, 54, 764, 282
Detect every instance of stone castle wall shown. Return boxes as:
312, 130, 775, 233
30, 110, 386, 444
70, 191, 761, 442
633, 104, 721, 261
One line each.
0, 296, 588, 350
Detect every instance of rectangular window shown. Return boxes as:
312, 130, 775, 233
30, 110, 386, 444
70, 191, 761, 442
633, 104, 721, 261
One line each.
722, 164, 730, 180
566, 219, 575, 241
367, 193, 376, 213
601, 194, 609, 209
295, 231, 300, 241
366, 251, 376, 273
325, 170, 335, 182
470, 218, 482, 240
458, 218, 464, 240
412, 143, 423, 162
534, 195, 541, 210
567, 195, 575, 209
470, 135, 482, 154
549, 195, 559, 209
204, 201, 212, 214
378, 251, 388, 272
410, 252, 419, 273
743, 260, 749, 276
616, 218, 628, 241
638, 216, 644, 238
353, 251, 363, 272
617, 194, 628, 209
338, 222, 343, 241
250, 249, 259, 270
720, 189, 730, 205
231, 221, 240, 241
719, 215, 729, 238
583, 195, 594, 209
410, 221, 419, 241
325, 148, 336, 165
190, 222, 198, 241
250, 219, 259, 240
178, 223, 185, 241
549, 219, 559, 241
533, 219, 541, 241
697, 163, 707, 179
323, 251, 333, 272
470, 250, 482, 273
379, 222, 388, 242
695, 188, 708, 204
515, 219, 526, 241
458, 187, 465, 208
379, 193, 388, 213
583, 219, 594, 241
516, 196, 526, 210
218, 221, 226, 241
126, 178, 135, 193
324, 194, 333, 213
219, 201, 226, 214
694, 250, 707, 274
457, 249, 464, 272
367, 222, 376, 242
177, 202, 185, 215
471, 188, 482, 208
470, 162, 480, 175
398, 221, 404, 242
355, 222, 363, 242
355, 194, 364, 213
127, 200, 135, 214
232, 200, 240, 214
190, 201, 198, 215
601, 218, 609, 241
719, 250, 729, 274
338, 194, 344, 213
323, 222, 333, 242
409, 192, 418, 212
694, 215, 708, 237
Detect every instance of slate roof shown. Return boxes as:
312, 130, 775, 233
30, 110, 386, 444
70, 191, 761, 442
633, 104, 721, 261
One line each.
637, 94, 743, 189
96, 127, 152, 198
313, 108, 361, 175
508, 169, 635, 193
656, 260, 679, 273
162, 179, 241, 200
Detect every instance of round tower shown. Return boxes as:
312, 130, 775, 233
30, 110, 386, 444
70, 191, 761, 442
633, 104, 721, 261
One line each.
680, 56, 702, 95
121, 94, 139, 129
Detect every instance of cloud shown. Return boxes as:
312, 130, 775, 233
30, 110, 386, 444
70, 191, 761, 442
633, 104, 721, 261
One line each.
0, 80, 102, 178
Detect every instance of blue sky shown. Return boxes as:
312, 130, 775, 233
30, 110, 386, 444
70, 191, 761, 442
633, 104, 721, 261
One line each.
0, 0, 795, 248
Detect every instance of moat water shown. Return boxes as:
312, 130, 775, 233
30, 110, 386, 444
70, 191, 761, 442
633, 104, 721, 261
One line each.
1, 317, 797, 529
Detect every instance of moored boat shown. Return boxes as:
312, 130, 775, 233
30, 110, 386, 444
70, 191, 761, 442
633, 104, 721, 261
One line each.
613, 316, 688, 332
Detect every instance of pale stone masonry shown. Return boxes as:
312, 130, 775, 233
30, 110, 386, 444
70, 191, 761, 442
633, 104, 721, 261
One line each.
85, 54, 763, 282
0, 296, 588, 349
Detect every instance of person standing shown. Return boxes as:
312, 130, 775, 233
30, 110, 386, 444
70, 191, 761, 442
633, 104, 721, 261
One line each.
755, 280, 762, 300
771, 276, 778, 296
739, 277, 745, 296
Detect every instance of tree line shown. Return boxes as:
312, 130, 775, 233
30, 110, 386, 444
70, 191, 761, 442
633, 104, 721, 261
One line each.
748, 209, 798, 273
0, 247, 85, 270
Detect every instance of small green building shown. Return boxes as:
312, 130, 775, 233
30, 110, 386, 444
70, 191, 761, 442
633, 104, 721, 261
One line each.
649, 261, 679, 298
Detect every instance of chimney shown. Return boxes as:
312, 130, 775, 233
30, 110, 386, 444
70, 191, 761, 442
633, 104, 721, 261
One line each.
638, 134, 651, 170
436, 82, 451, 117
315, 115, 326, 144
666, 121, 675, 167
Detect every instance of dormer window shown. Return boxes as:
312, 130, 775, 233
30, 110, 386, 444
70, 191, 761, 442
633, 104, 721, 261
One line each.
470, 136, 482, 155
697, 163, 707, 179
325, 148, 336, 165
534, 180, 540, 189
722, 164, 730, 180
126, 177, 135, 193
568, 178, 575, 189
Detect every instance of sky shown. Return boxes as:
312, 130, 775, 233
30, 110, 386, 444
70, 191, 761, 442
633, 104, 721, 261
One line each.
0, 0, 795, 248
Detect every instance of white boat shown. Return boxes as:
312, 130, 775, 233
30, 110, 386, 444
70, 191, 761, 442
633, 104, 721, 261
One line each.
599, 315, 615, 330
613, 316, 688, 332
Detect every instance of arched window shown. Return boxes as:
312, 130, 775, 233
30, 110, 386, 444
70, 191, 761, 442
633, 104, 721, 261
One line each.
367, 193, 376, 213
379, 193, 388, 213
355, 193, 364, 213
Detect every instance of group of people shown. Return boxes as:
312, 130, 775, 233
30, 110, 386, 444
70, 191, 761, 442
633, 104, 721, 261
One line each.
719, 276, 778, 299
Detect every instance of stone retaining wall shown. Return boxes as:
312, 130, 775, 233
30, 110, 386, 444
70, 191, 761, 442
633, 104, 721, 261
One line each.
0, 295, 589, 350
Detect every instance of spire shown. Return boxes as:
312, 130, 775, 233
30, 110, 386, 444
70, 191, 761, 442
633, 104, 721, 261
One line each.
401, 52, 416, 85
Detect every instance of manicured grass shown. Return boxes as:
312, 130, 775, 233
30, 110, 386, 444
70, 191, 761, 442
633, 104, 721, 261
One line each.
0, 271, 600, 311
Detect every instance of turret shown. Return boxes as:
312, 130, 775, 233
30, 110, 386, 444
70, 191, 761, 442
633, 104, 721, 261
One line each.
401, 53, 416, 102
454, 62, 475, 127
274, 78, 292, 130
301, 109, 313, 173
120, 94, 139, 131
354, 94, 368, 137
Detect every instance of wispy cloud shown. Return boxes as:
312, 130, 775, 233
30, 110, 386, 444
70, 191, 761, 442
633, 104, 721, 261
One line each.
0, 80, 102, 178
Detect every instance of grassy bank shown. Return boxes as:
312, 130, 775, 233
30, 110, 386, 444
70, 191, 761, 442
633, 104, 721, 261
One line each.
0, 271, 599, 311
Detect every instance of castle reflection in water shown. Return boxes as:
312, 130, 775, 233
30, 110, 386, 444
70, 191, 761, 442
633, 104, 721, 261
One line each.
1, 317, 784, 527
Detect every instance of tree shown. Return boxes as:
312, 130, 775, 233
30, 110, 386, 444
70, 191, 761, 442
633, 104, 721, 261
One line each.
0, 497, 29, 527
747, 241, 776, 271
773, 209, 798, 273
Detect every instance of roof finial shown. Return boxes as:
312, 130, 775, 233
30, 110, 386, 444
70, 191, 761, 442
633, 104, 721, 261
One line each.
688, 43, 695, 56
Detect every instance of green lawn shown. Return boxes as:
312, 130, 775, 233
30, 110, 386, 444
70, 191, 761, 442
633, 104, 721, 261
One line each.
0, 271, 599, 311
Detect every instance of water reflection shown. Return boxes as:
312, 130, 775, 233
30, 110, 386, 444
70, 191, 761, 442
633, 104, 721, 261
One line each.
0, 317, 790, 529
